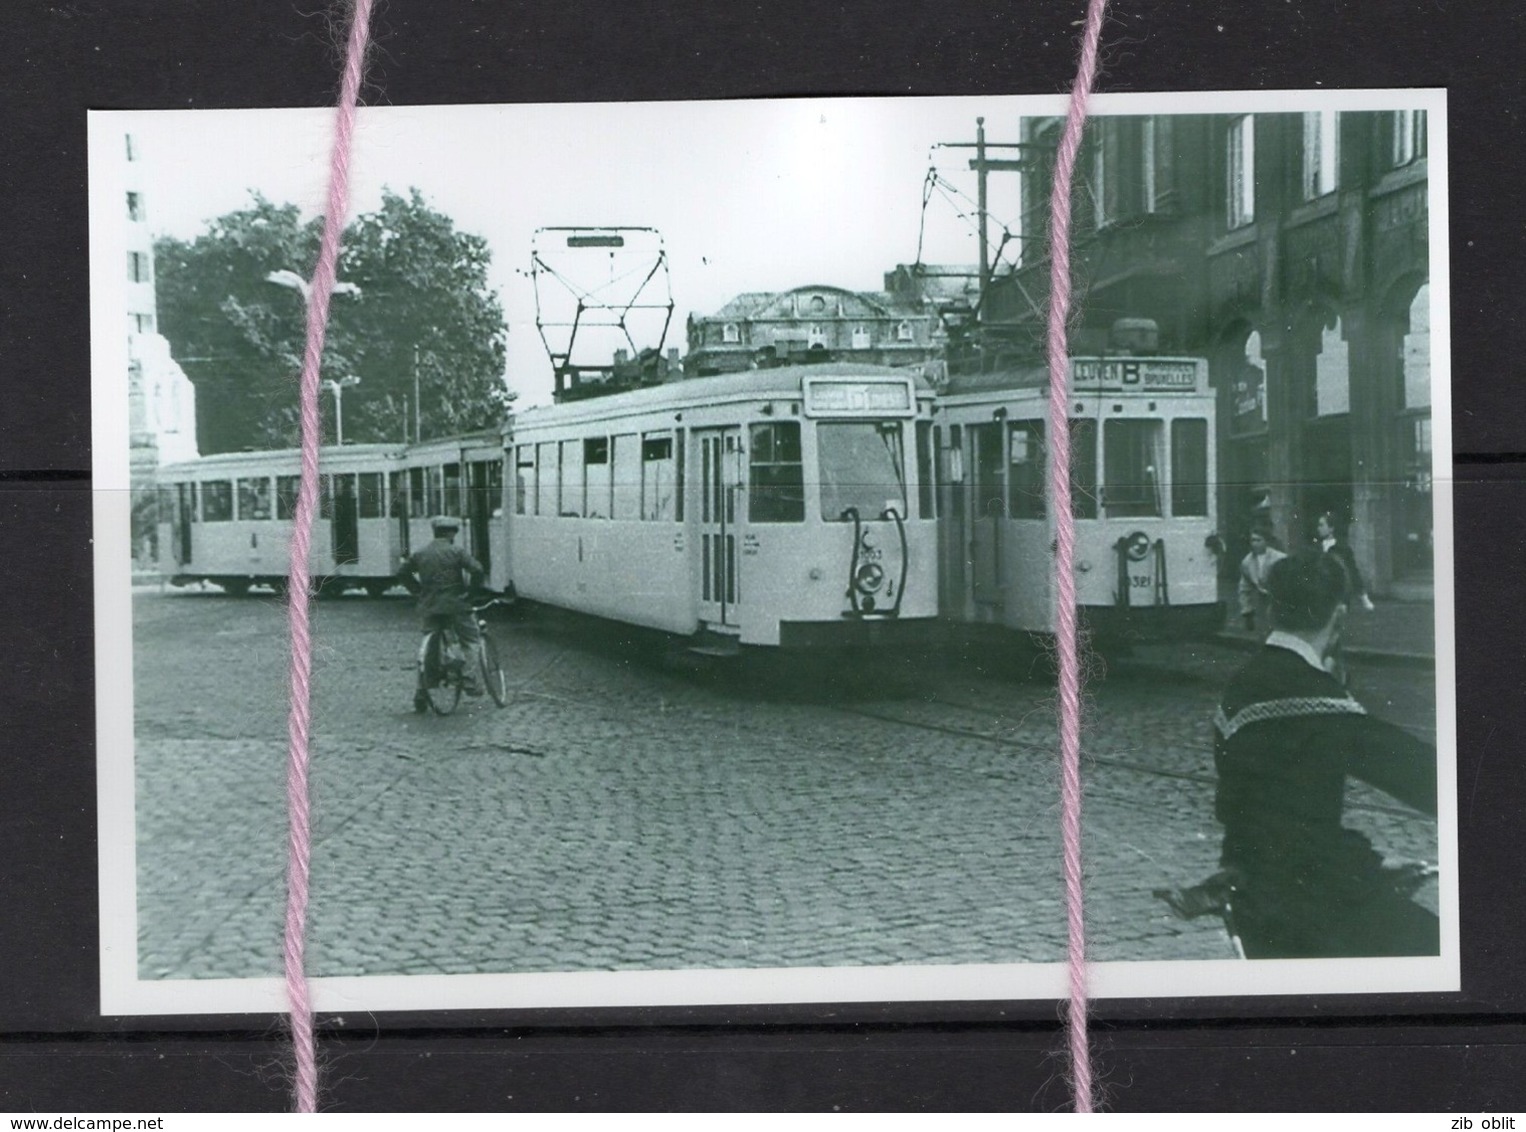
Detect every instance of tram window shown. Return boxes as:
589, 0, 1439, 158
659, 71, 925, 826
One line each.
357, 472, 384, 519
916, 420, 936, 519
486, 459, 504, 518
515, 446, 535, 516
442, 463, 462, 516
1070, 420, 1099, 519
749, 422, 805, 523
202, 480, 233, 522
611, 435, 641, 520
275, 475, 299, 520
583, 437, 610, 518
641, 434, 677, 521
559, 439, 584, 517
1103, 419, 1164, 518
318, 475, 334, 520
237, 477, 272, 521
818, 421, 905, 522
1009, 421, 1046, 519
408, 467, 426, 518
425, 467, 442, 516
674, 431, 685, 521
536, 442, 558, 516
394, 471, 409, 518
1171, 419, 1210, 517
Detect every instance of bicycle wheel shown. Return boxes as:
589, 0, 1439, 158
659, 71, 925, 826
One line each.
479, 632, 508, 706
422, 632, 461, 716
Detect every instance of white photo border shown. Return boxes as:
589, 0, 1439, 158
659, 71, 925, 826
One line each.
90, 87, 1457, 1017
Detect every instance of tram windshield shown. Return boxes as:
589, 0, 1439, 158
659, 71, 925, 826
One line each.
817, 421, 907, 521
1103, 419, 1165, 518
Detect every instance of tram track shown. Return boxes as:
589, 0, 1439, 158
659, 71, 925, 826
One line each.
827, 696, 1434, 823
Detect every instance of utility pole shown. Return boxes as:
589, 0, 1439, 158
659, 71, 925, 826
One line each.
939, 120, 1043, 307
413, 343, 422, 443
976, 117, 988, 302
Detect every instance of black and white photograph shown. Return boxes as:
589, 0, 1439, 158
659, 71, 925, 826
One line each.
89, 90, 1455, 1017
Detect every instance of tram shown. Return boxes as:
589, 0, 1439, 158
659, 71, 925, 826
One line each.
394, 430, 506, 586
503, 363, 940, 648
934, 354, 1223, 643
156, 443, 408, 596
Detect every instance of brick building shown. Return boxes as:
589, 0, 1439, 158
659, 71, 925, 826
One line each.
989, 109, 1433, 598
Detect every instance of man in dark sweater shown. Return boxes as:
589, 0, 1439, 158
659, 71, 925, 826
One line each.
1212, 551, 1439, 958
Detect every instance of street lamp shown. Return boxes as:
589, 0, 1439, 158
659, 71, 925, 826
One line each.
264, 269, 363, 302
323, 376, 361, 446
264, 269, 364, 445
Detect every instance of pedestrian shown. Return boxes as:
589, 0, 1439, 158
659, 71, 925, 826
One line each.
1235, 524, 1286, 634
399, 515, 486, 708
1314, 512, 1375, 612
1210, 550, 1438, 958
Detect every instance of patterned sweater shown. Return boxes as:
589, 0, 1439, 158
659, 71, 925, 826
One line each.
1213, 642, 1436, 900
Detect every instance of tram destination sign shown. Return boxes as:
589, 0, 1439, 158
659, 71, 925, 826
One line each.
802, 378, 915, 417
1071, 358, 1202, 393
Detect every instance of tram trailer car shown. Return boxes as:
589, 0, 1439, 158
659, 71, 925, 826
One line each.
934, 355, 1223, 644
155, 434, 506, 597
501, 364, 940, 649
156, 444, 409, 596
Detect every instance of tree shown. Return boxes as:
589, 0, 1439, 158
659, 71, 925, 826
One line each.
155, 189, 509, 454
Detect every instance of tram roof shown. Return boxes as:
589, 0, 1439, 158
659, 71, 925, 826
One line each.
942, 365, 1050, 397
516, 363, 933, 426
157, 441, 406, 477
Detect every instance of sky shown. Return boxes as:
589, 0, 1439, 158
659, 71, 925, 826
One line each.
110, 96, 1063, 406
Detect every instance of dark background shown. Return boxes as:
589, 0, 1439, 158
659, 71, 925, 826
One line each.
3, 0, 1524, 1112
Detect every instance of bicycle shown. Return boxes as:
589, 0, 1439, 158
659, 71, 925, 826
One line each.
1154, 861, 1438, 960
413, 597, 510, 716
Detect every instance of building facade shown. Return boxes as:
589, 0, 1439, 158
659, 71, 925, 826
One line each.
124, 133, 200, 563
685, 284, 944, 378
990, 109, 1432, 598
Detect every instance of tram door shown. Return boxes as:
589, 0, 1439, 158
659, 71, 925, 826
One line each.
466, 460, 495, 574
969, 423, 1005, 606
175, 482, 195, 565
695, 428, 742, 628
332, 475, 360, 565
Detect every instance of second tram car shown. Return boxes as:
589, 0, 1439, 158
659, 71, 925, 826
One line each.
155, 431, 507, 597
935, 355, 1223, 643
503, 363, 939, 648
156, 443, 407, 596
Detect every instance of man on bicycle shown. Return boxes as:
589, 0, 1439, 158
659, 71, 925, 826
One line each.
400, 515, 486, 707
1210, 550, 1438, 958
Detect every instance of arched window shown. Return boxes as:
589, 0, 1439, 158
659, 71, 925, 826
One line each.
1403, 284, 1431, 410
1314, 315, 1350, 416
1229, 330, 1268, 435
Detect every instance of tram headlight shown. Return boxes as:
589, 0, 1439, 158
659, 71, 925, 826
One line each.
854, 561, 886, 594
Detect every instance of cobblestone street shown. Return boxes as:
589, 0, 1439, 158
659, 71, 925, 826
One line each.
130, 590, 1440, 982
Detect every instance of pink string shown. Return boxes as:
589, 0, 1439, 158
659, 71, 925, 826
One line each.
283, 0, 376, 1113
1046, 0, 1110, 1114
